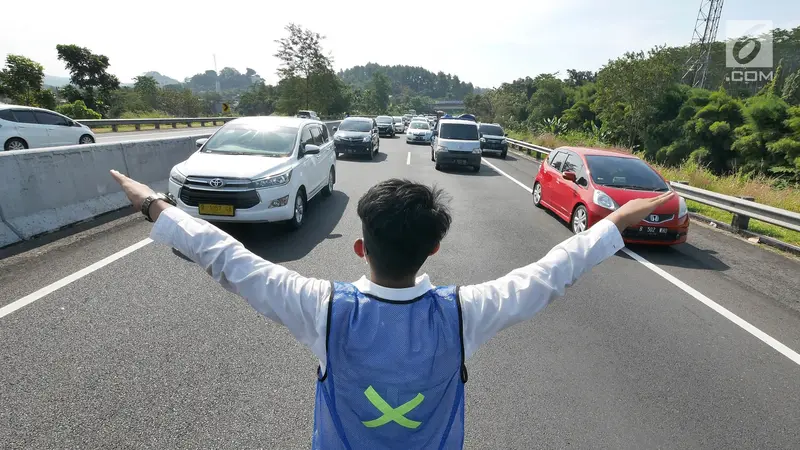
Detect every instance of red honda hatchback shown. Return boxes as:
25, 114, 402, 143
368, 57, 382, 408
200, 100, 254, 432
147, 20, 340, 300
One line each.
532, 146, 689, 245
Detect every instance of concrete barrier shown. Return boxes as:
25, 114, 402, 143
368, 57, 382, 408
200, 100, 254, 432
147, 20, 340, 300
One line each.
0, 133, 212, 248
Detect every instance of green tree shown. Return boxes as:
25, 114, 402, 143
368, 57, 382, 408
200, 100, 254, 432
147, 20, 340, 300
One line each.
274, 23, 333, 110
56, 100, 101, 119
370, 71, 391, 113
238, 81, 277, 116
0, 55, 47, 106
133, 75, 160, 110
56, 44, 120, 115
782, 70, 800, 105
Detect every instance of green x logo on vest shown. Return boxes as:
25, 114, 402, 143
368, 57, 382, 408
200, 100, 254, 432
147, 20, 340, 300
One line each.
361, 386, 424, 429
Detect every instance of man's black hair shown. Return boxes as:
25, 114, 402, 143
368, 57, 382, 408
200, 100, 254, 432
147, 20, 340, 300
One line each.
357, 179, 452, 278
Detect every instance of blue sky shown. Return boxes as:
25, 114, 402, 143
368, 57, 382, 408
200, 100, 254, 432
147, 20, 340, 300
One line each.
1, 0, 799, 88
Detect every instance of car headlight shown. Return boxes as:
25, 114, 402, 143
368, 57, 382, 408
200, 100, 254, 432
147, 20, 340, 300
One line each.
472, 148, 482, 154
593, 189, 618, 211
334, 135, 341, 141
480, 137, 486, 142
436, 145, 447, 151
362, 136, 371, 142
170, 167, 186, 185
678, 196, 688, 218
500, 138, 507, 144
252, 169, 292, 188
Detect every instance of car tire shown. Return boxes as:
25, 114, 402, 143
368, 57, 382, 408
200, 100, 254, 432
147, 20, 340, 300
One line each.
322, 167, 335, 197
369, 144, 375, 161
473, 164, 481, 173
532, 182, 544, 208
435, 163, 442, 171
4, 137, 28, 151
287, 189, 306, 231
500, 150, 507, 159
571, 205, 589, 234
79, 134, 95, 145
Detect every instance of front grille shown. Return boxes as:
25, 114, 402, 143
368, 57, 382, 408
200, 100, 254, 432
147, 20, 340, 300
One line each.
642, 213, 675, 224
483, 140, 506, 149
180, 187, 260, 209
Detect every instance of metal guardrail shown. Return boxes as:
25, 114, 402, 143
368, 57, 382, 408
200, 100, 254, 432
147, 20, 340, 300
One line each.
78, 117, 237, 131
505, 137, 800, 235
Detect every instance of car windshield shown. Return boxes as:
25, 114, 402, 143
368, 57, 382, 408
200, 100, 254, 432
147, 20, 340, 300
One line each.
410, 122, 429, 130
585, 155, 669, 191
338, 120, 372, 132
439, 123, 479, 140
376, 116, 393, 124
393, 117, 403, 122
480, 124, 504, 136
201, 123, 298, 157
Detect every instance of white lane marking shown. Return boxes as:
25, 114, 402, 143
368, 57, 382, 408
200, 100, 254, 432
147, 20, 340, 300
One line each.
0, 238, 153, 320
407, 152, 411, 165
482, 159, 533, 193
483, 157, 800, 366
621, 248, 800, 365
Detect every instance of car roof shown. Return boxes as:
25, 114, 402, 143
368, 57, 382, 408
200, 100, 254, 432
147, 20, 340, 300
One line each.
230, 116, 317, 127
479, 122, 503, 127
0, 104, 41, 111
438, 118, 478, 126
557, 146, 638, 159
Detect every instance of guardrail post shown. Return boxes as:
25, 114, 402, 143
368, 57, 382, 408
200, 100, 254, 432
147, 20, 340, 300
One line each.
171, 122, 177, 128
212, 120, 217, 126
186, 121, 192, 128
731, 196, 754, 230
154, 123, 160, 129
111, 124, 118, 132
200, 121, 206, 127
135, 124, 141, 131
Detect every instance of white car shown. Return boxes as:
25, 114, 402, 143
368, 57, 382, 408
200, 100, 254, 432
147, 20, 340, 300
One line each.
0, 104, 96, 151
406, 120, 433, 143
168, 116, 337, 229
392, 116, 405, 133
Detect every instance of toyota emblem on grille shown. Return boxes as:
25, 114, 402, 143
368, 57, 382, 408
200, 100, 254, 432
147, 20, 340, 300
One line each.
649, 214, 659, 222
209, 178, 225, 188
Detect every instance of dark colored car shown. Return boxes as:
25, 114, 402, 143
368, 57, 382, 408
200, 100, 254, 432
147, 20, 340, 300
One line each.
332, 117, 380, 160
478, 123, 508, 159
533, 146, 689, 245
375, 116, 396, 137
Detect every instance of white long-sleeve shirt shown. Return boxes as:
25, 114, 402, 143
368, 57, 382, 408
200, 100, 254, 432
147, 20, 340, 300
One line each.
150, 207, 624, 369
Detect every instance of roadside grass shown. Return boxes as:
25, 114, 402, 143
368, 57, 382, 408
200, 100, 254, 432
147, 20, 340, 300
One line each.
508, 130, 800, 246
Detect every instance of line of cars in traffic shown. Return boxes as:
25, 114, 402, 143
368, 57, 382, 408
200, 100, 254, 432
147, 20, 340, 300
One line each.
166, 112, 689, 245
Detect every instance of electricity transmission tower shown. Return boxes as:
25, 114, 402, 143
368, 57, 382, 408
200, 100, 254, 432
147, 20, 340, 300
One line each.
682, 0, 725, 89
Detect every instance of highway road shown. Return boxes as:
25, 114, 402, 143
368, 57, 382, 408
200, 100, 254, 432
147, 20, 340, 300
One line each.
1, 136, 799, 449
93, 126, 222, 143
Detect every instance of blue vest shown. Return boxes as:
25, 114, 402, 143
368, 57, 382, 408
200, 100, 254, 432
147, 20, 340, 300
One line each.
313, 282, 468, 449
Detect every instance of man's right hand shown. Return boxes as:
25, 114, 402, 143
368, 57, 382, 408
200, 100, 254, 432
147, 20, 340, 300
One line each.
605, 191, 677, 233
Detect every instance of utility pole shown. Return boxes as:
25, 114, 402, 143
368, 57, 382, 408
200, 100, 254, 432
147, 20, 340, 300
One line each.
682, 0, 725, 89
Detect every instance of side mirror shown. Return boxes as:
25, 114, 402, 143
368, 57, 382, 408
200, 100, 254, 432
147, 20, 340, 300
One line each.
432, 130, 438, 137
332, 126, 338, 132
504, 132, 508, 137
196, 138, 208, 148
302, 144, 321, 156
562, 171, 577, 182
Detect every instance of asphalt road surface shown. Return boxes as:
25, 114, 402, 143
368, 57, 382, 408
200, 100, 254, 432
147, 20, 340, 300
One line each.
93, 126, 222, 143
2, 136, 799, 449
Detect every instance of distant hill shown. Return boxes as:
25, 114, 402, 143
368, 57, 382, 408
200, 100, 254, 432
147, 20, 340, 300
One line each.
143, 71, 181, 86
43, 74, 71, 87
338, 63, 474, 100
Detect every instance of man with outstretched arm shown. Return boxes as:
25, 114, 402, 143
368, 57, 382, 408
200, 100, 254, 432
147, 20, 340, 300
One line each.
111, 169, 673, 449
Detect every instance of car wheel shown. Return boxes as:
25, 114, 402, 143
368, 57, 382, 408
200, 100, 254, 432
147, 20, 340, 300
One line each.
79, 134, 95, 145
435, 163, 442, 171
473, 164, 481, 173
501, 150, 507, 159
322, 167, 334, 197
4, 138, 27, 151
532, 182, 543, 208
288, 189, 306, 231
368, 144, 375, 160
571, 205, 588, 234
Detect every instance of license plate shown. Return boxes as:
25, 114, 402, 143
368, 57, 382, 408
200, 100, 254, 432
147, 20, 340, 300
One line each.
199, 203, 235, 216
415, 136, 422, 140
639, 226, 668, 234
456, 160, 467, 165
